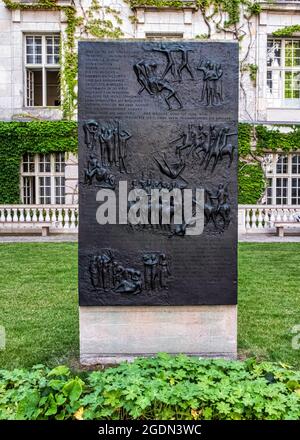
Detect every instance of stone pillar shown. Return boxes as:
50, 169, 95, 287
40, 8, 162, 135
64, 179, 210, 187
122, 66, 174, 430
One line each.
238, 207, 246, 234
65, 152, 78, 205
257, 12, 268, 121
0, 4, 13, 120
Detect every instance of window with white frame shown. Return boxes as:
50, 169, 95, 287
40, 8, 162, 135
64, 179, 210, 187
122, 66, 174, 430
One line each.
21, 153, 65, 204
264, 153, 300, 205
25, 35, 61, 107
267, 38, 300, 108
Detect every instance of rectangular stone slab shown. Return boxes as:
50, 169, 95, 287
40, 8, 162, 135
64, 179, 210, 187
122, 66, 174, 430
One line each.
78, 41, 238, 306
80, 306, 237, 364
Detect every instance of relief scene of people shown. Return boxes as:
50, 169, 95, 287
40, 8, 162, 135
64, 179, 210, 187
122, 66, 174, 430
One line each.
128, 175, 190, 237
89, 251, 171, 295
83, 119, 132, 188
171, 123, 237, 172
129, 175, 231, 235
134, 44, 225, 109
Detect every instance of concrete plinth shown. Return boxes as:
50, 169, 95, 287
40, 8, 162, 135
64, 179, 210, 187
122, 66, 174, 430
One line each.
80, 305, 237, 365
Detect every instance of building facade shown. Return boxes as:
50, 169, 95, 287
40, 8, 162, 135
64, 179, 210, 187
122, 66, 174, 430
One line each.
1, 0, 300, 233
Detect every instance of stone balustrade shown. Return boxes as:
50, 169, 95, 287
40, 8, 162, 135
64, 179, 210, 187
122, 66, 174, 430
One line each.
0, 204, 78, 234
1, 204, 300, 235
238, 205, 300, 234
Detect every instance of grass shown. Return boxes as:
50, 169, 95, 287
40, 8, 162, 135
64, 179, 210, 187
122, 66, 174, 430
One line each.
0, 243, 78, 369
238, 242, 300, 367
0, 242, 299, 369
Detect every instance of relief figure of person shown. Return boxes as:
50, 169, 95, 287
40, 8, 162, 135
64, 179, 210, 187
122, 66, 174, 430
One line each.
118, 128, 132, 173
177, 46, 194, 81
159, 253, 171, 289
153, 44, 177, 79
83, 120, 98, 150
90, 256, 99, 288
99, 127, 115, 166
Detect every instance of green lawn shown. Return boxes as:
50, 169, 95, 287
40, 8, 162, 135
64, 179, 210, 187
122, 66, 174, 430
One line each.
0, 243, 78, 369
238, 242, 300, 367
0, 242, 299, 369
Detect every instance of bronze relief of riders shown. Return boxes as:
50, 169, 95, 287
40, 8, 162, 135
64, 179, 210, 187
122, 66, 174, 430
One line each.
171, 123, 237, 172
83, 119, 132, 189
133, 43, 225, 109
205, 183, 231, 230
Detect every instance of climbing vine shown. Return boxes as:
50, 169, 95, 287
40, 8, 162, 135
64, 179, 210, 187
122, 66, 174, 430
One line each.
238, 160, 265, 204
238, 122, 252, 155
61, 7, 81, 120
77, 0, 124, 39
237, 122, 265, 204
0, 121, 77, 203
129, 1, 194, 8
196, 0, 261, 30
248, 63, 258, 85
129, 0, 261, 27
272, 25, 300, 38
3, 0, 59, 10
256, 125, 300, 153
237, 123, 300, 203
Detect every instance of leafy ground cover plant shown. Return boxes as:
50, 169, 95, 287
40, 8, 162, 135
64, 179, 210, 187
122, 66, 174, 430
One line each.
0, 354, 300, 420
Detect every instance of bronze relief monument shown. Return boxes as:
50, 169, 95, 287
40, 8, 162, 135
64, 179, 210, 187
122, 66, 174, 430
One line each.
78, 41, 238, 363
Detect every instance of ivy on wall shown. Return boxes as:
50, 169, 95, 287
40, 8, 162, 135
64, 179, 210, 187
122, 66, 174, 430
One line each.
272, 25, 300, 38
3, 0, 60, 10
238, 161, 265, 204
238, 122, 252, 156
129, 0, 195, 8
248, 63, 258, 85
256, 125, 300, 152
129, 0, 261, 26
0, 121, 77, 203
237, 122, 265, 204
61, 7, 81, 120
237, 124, 300, 204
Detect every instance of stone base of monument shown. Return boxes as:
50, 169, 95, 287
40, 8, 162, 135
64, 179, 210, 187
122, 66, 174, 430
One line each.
80, 305, 237, 365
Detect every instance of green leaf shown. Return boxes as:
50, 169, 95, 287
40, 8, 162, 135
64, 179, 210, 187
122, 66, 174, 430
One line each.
62, 379, 83, 403
16, 390, 40, 420
56, 394, 67, 406
287, 380, 300, 391
55, 411, 66, 420
45, 393, 58, 416
32, 365, 45, 370
48, 366, 70, 377
48, 379, 65, 390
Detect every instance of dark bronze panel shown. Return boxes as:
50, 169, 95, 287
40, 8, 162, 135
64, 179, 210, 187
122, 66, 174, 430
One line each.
78, 41, 238, 306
